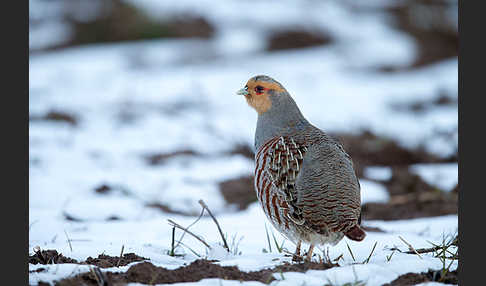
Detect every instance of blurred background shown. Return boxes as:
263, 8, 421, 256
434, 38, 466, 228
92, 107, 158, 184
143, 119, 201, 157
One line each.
29, 0, 458, 225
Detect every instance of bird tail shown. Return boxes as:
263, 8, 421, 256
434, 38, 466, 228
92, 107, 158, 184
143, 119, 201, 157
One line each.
345, 225, 366, 241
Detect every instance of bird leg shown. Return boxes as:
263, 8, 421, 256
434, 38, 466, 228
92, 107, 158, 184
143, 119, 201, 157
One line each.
292, 240, 303, 262
323, 246, 331, 264
305, 244, 315, 261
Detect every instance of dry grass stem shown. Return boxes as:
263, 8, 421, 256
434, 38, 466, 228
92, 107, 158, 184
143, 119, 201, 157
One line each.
167, 219, 211, 249
64, 229, 73, 252
174, 206, 205, 250
398, 236, 423, 259
363, 241, 378, 264
198, 199, 230, 252
117, 245, 125, 267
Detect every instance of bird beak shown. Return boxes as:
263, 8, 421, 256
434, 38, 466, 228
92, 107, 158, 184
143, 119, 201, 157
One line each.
236, 87, 249, 96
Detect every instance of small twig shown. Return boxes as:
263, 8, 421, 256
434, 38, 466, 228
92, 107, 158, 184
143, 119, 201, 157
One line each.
198, 199, 229, 252
174, 206, 205, 250
117, 245, 124, 267
169, 227, 176, 257
167, 219, 211, 249
177, 241, 201, 257
64, 229, 73, 252
386, 249, 396, 262
346, 242, 356, 262
398, 236, 422, 259
333, 253, 344, 262
363, 241, 378, 264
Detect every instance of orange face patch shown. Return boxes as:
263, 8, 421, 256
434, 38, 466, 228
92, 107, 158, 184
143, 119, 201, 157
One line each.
244, 79, 285, 114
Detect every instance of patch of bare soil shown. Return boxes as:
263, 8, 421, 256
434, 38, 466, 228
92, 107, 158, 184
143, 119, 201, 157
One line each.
29, 110, 78, 126
219, 176, 256, 210
227, 143, 254, 160
272, 261, 337, 272
29, 250, 79, 265
29, 267, 47, 273
390, 92, 458, 114
29, 249, 148, 268
383, 269, 458, 285
330, 130, 449, 177
145, 202, 197, 216
32, 0, 214, 53
53, 259, 338, 286
362, 197, 457, 221
144, 149, 199, 166
62, 211, 84, 222
94, 184, 112, 194
382, 0, 457, 70
266, 28, 333, 51
84, 253, 148, 268
362, 166, 457, 220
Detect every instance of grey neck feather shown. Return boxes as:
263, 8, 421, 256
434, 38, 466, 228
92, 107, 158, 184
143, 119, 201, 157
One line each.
255, 92, 309, 150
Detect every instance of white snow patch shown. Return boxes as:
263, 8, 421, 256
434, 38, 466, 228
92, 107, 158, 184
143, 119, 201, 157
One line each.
410, 163, 458, 192
364, 166, 393, 181
360, 179, 390, 204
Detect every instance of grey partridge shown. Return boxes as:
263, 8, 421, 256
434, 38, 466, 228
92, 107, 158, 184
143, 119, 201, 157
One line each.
237, 75, 365, 261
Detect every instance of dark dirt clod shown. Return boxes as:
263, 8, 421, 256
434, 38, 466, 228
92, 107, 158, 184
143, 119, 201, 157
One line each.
106, 215, 122, 221
145, 202, 197, 216
145, 149, 199, 165
29, 250, 79, 265
55, 259, 340, 286
385, 166, 438, 196
94, 184, 112, 194
272, 261, 337, 273
266, 28, 333, 51
30, 110, 78, 126
219, 176, 257, 210
84, 253, 148, 268
228, 143, 254, 160
383, 269, 458, 286
165, 15, 214, 39
63, 211, 84, 222
29, 249, 148, 269
125, 260, 277, 284
29, 267, 47, 273
390, 93, 458, 115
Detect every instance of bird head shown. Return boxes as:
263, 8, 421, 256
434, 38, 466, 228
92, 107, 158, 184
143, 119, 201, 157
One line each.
237, 75, 288, 114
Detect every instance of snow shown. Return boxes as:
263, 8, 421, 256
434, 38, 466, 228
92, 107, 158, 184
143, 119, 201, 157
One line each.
29, 0, 457, 285
360, 179, 390, 204
29, 205, 458, 285
364, 166, 393, 181
410, 163, 458, 192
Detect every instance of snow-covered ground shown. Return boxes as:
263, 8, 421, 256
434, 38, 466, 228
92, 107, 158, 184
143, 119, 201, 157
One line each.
29, 0, 457, 285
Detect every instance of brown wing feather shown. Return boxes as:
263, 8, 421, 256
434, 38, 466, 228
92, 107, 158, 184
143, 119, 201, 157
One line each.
266, 136, 308, 225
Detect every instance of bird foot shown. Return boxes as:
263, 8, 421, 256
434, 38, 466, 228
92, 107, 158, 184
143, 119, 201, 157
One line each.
304, 244, 315, 262
292, 254, 304, 262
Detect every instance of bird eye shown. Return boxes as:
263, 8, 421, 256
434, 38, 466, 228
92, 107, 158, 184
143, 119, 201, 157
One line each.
255, 86, 265, 93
